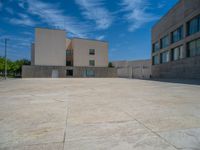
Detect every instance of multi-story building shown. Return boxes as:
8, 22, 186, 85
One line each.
151, 0, 200, 79
23, 28, 116, 78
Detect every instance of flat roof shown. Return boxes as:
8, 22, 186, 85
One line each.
71, 37, 108, 43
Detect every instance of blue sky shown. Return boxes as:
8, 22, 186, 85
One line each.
0, 0, 178, 61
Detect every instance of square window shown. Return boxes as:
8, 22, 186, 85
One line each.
89, 60, 95, 66
89, 49, 95, 55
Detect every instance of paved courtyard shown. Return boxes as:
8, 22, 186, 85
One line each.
0, 78, 200, 150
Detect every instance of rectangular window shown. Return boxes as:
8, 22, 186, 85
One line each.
161, 35, 169, 49
187, 38, 200, 57
86, 70, 95, 77
66, 61, 72, 66
66, 50, 73, 56
172, 45, 184, 61
153, 42, 159, 52
152, 55, 159, 65
187, 15, 200, 36
89, 49, 95, 55
89, 60, 95, 66
172, 26, 183, 43
160, 51, 170, 64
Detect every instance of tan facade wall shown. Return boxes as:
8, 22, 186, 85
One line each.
33, 28, 66, 66
72, 39, 108, 67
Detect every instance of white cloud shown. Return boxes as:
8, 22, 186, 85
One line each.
96, 35, 105, 40
22, 0, 91, 38
9, 13, 36, 26
75, 0, 113, 30
120, 0, 159, 31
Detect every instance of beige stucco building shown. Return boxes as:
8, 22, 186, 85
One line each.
23, 28, 116, 78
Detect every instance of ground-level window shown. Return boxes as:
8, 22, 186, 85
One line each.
89, 60, 95, 66
86, 69, 95, 77
152, 55, 159, 65
66, 69, 73, 76
160, 51, 170, 64
187, 38, 200, 57
171, 45, 184, 61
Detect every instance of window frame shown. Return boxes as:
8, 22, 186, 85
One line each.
89, 60, 95, 66
89, 49, 95, 55
171, 26, 183, 43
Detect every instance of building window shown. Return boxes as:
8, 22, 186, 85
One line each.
187, 15, 200, 36
160, 51, 170, 64
171, 26, 183, 43
89, 49, 95, 55
152, 55, 159, 65
161, 35, 169, 49
66, 69, 73, 76
152, 42, 159, 52
172, 45, 184, 61
66, 61, 72, 66
89, 60, 95, 66
66, 50, 73, 56
187, 38, 200, 57
86, 69, 95, 77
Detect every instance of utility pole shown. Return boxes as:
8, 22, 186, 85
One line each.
4, 38, 9, 79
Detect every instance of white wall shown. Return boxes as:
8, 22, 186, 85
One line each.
72, 39, 108, 67
34, 28, 66, 66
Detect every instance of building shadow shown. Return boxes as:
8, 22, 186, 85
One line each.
150, 78, 200, 86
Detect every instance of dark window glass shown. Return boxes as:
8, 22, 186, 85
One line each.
89, 49, 95, 55
160, 51, 169, 64
161, 35, 169, 49
153, 42, 159, 52
66, 50, 73, 56
89, 60, 95, 66
197, 39, 200, 55
172, 45, 184, 61
187, 16, 199, 36
172, 26, 183, 43
152, 55, 159, 65
66, 61, 72, 66
187, 38, 200, 57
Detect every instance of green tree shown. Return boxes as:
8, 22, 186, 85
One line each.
0, 57, 30, 77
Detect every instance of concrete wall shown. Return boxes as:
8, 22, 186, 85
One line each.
112, 60, 151, 79
22, 66, 117, 78
151, 0, 200, 79
152, 55, 200, 79
72, 38, 108, 67
22, 65, 66, 78
72, 67, 117, 78
33, 28, 66, 66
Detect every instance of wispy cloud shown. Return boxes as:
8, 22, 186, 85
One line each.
9, 13, 37, 26
21, 0, 91, 37
120, 0, 159, 31
96, 35, 105, 40
75, 0, 113, 30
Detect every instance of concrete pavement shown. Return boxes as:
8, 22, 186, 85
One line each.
0, 78, 200, 150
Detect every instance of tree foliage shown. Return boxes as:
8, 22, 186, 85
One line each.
0, 57, 30, 77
